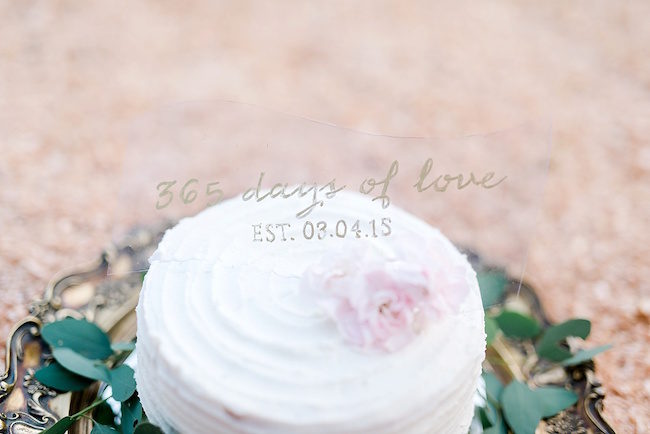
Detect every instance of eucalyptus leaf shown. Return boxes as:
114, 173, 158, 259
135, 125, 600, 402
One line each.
35, 362, 94, 392
121, 394, 143, 434
482, 372, 504, 403
41, 416, 74, 434
484, 419, 507, 434
42, 318, 113, 360
52, 347, 110, 383
111, 341, 136, 352
110, 365, 137, 401
533, 386, 578, 418
561, 344, 612, 367
91, 423, 120, 434
485, 316, 499, 345
479, 400, 500, 428
537, 319, 591, 361
477, 271, 508, 308
494, 311, 541, 339
501, 381, 542, 434
134, 422, 164, 434
474, 406, 486, 428
93, 401, 118, 427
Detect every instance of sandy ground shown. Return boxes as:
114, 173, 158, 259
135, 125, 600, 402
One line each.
1, 1, 649, 432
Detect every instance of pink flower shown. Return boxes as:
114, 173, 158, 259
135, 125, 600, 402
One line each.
302, 237, 471, 352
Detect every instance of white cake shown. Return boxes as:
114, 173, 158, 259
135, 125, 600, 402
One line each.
136, 191, 485, 434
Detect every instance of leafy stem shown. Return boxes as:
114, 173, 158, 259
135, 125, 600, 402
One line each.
477, 269, 611, 434
36, 318, 157, 434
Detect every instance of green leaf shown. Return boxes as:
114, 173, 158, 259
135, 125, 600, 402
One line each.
134, 422, 164, 434
501, 381, 542, 434
485, 316, 499, 345
494, 311, 541, 339
41, 416, 74, 434
484, 420, 507, 434
561, 344, 612, 367
91, 423, 120, 433
483, 372, 504, 403
42, 318, 113, 360
479, 400, 500, 428
111, 341, 136, 352
478, 271, 508, 308
35, 362, 94, 392
52, 347, 110, 383
537, 319, 591, 361
93, 401, 117, 427
121, 394, 143, 434
110, 365, 137, 401
533, 386, 578, 418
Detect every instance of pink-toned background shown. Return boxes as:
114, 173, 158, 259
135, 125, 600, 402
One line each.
1, 1, 648, 432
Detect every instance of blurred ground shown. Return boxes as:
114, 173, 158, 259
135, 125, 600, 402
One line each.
1, 1, 649, 432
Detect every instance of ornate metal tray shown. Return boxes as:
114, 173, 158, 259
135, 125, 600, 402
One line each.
0, 225, 615, 433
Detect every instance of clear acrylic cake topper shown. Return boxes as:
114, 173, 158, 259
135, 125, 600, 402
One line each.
111, 100, 551, 310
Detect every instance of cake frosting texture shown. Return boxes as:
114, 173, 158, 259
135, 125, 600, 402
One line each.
136, 191, 485, 434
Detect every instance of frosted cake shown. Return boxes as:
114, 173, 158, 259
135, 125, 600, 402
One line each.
136, 191, 485, 434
